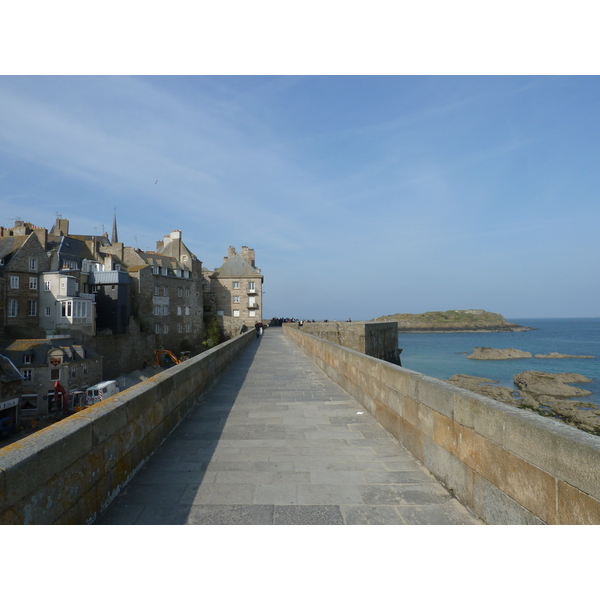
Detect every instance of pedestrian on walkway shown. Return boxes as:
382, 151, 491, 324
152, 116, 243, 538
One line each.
254, 322, 261, 338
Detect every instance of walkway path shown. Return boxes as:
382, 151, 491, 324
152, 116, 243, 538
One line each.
97, 329, 482, 525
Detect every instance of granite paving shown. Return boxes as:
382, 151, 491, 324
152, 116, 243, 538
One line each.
96, 328, 483, 525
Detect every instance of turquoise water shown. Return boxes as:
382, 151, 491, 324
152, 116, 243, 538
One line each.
398, 318, 600, 407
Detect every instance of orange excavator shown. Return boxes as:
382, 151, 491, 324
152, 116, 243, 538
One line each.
154, 349, 181, 368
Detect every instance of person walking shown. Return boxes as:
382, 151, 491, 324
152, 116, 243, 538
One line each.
254, 321, 261, 338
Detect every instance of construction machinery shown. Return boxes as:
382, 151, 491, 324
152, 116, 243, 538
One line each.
154, 349, 181, 368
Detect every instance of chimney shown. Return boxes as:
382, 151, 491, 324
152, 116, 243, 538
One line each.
241, 246, 255, 267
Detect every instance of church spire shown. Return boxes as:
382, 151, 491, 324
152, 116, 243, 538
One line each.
111, 209, 118, 244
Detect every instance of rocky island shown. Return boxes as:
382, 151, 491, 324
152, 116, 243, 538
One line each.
372, 309, 531, 332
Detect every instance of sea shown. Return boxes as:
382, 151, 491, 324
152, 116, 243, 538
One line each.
397, 318, 600, 409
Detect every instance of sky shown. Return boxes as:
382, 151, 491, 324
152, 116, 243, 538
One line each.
2, 6, 600, 322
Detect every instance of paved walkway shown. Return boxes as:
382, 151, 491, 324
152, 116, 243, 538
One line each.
97, 329, 482, 525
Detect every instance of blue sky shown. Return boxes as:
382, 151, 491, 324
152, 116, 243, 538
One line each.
1, 75, 599, 320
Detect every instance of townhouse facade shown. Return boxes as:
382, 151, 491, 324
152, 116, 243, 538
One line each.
124, 230, 205, 355
203, 246, 264, 328
0, 337, 102, 417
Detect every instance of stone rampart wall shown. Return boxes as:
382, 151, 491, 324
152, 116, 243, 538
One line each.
283, 325, 600, 524
0, 330, 255, 524
292, 321, 400, 365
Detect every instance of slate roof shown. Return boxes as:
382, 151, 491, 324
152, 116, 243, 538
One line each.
213, 253, 261, 278
0, 236, 28, 262
0, 339, 99, 366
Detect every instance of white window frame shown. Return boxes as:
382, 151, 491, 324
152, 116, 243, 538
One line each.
233, 309, 240, 318
153, 306, 160, 316
178, 324, 183, 333
10, 275, 19, 289
233, 281, 240, 289
45, 307, 51, 317
44, 280, 51, 291
177, 306, 182, 316
248, 281, 255, 291
28, 300, 37, 317
8, 299, 17, 317
22, 369, 32, 382
162, 306, 169, 316
186, 324, 191, 333
29, 258, 37, 271
163, 324, 169, 333
233, 296, 240, 303
29, 277, 38, 290
155, 324, 160, 334
185, 307, 190, 316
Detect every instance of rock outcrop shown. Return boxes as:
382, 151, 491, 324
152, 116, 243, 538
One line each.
445, 371, 600, 435
445, 374, 521, 405
468, 347, 532, 360
513, 371, 593, 398
372, 309, 531, 332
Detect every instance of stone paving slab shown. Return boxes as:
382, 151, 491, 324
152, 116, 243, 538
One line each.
96, 328, 483, 525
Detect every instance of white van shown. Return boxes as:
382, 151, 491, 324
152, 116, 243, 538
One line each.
85, 381, 120, 406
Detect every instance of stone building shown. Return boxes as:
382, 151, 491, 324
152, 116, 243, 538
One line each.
0, 337, 102, 417
124, 230, 205, 355
204, 246, 263, 328
0, 223, 51, 339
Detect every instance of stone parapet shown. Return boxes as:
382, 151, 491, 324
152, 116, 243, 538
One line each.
289, 321, 401, 365
283, 326, 600, 524
0, 330, 255, 524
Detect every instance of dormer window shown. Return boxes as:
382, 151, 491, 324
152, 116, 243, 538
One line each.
23, 354, 33, 364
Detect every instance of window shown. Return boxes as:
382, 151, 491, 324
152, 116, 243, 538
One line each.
163, 287, 168, 296
185, 307, 190, 316
155, 324, 160, 334
51, 369, 60, 381
233, 296, 240, 303
233, 309, 240, 318
22, 369, 32, 382
152, 266, 159, 275
44, 280, 51, 291
248, 281, 255, 291
45, 307, 51, 317
178, 324, 183, 333
8, 299, 17, 318
23, 354, 32, 364
177, 306, 182, 316
10, 275, 19, 289
177, 287, 183, 297
71, 366, 77, 378
249, 310, 256, 317
163, 306, 169, 315
83, 363, 87, 375
154, 285, 160, 296
29, 258, 37, 271
28, 300, 37, 317
29, 277, 38, 290
163, 324, 169, 333
153, 306, 159, 316
185, 288, 190, 297
186, 324, 191, 333
233, 282, 239, 289
182, 255, 188, 262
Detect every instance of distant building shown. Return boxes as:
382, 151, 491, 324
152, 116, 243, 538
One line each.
0, 337, 101, 417
0, 354, 23, 432
0, 222, 51, 339
204, 246, 263, 328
